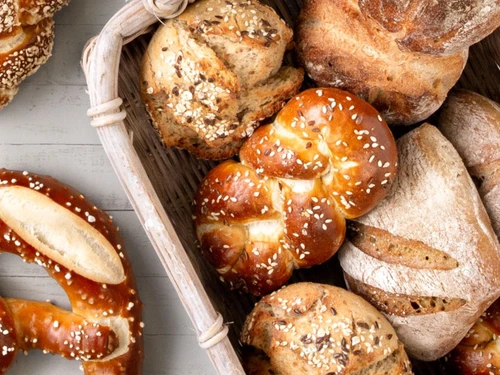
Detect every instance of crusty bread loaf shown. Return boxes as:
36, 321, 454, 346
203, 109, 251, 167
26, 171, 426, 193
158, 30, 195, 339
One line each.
358, 0, 500, 56
0, 0, 69, 109
438, 89, 500, 238
241, 283, 413, 375
338, 124, 500, 361
141, 0, 304, 160
296, 0, 468, 125
194, 88, 398, 295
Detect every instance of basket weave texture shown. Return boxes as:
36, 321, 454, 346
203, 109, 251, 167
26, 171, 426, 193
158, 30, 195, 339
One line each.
84, 0, 500, 373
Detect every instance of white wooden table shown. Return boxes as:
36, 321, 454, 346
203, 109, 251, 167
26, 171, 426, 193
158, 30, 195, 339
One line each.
0, 1, 216, 374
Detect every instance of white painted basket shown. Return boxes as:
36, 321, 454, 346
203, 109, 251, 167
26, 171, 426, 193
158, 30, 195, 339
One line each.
82, 0, 500, 373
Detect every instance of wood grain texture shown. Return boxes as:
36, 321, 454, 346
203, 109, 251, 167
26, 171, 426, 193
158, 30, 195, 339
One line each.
0, 0, 217, 373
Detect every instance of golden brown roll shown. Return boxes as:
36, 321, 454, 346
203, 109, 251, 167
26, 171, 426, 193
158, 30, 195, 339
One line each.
194, 88, 398, 295
241, 283, 413, 375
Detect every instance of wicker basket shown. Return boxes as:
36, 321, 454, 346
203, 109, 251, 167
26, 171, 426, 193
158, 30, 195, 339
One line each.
82, 0, 500, 373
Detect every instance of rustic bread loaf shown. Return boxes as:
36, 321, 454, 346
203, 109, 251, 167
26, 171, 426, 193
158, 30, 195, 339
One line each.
358, 0, 500, 56
194, 88, 398, 295
338, 124, 500, 361
446, 298, 500, 374
438, 89, 500, 238
296, 0, 469, 125
241, 283, 413, 375
141, 0, 304, 160
0, 0, 69, 109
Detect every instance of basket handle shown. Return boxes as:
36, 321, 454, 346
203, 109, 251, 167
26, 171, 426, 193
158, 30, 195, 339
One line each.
82, 0, 245, 374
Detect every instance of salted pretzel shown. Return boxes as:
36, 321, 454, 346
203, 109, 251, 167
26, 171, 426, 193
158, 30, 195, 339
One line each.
0, 169, 143, 374
0, 0, 69, 109
194, 88, 398, 295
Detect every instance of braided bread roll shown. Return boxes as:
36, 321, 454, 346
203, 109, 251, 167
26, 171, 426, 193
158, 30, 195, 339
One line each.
0, 0, 69, 109
194, 88, 398, 295
0, 169, 143, 374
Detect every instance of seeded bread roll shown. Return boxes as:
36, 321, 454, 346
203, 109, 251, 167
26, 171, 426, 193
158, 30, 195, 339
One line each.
338, 124, 500, 361
241, 283, 413, 375
194, 88, 398, 295
0, 0, 69, 109
296, 0, 468, 125
438, 89, 500, 238
446, 299, 500, 374
141, 0, 304, 160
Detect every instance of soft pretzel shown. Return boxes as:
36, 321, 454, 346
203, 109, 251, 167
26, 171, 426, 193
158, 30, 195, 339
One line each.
447, 298, 500, 374
0, 169, 143, 374
194, 88, 398, 295
0, 0, 69, 109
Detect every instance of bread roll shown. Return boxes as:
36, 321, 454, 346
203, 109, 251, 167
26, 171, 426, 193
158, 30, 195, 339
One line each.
296, 0, 468, 125
194, 88, 398, 295
141, 0, 303, 160
438, 89, 500, 238
338, 124, 500, 361
446, 299, 500, 374
0, 0, 69, 109
241, 283, 413, 375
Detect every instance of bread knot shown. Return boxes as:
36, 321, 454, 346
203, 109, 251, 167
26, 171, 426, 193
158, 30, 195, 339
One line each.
194, 88, 398, 295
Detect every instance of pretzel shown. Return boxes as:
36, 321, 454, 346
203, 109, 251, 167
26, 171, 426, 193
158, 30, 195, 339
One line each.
0, 0, 69, 109
0, 169, 143, 374
194, 88, 398, 295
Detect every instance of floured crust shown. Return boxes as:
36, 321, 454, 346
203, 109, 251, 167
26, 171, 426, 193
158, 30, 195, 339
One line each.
241, 283, 413, 375
438, 89, 500, 237
296, 0, 468, 125
339, 124, 500, 360
359, 0, 500, 56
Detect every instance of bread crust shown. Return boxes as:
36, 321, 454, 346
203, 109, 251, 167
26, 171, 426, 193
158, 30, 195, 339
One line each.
438, 89, 500, 238
447, 299, 500, 374
140, 0, 303, 159
358, 0, 500, 56
296, 0, 468, 125
339, 124, 500, 360
241, 283, 413, 375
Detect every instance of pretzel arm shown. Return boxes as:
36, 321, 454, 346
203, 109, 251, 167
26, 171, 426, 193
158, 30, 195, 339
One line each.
4, 298, 118, 361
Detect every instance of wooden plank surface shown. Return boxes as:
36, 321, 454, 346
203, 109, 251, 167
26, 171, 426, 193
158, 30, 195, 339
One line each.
0, 1, 217, 374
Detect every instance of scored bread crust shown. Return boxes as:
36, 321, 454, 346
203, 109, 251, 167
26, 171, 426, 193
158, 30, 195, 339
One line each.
141, 0, 304, 160
241, 283, 413, 375
296, 0, 468, 125
338, 124, 500, 361
438, 89, 500, 238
